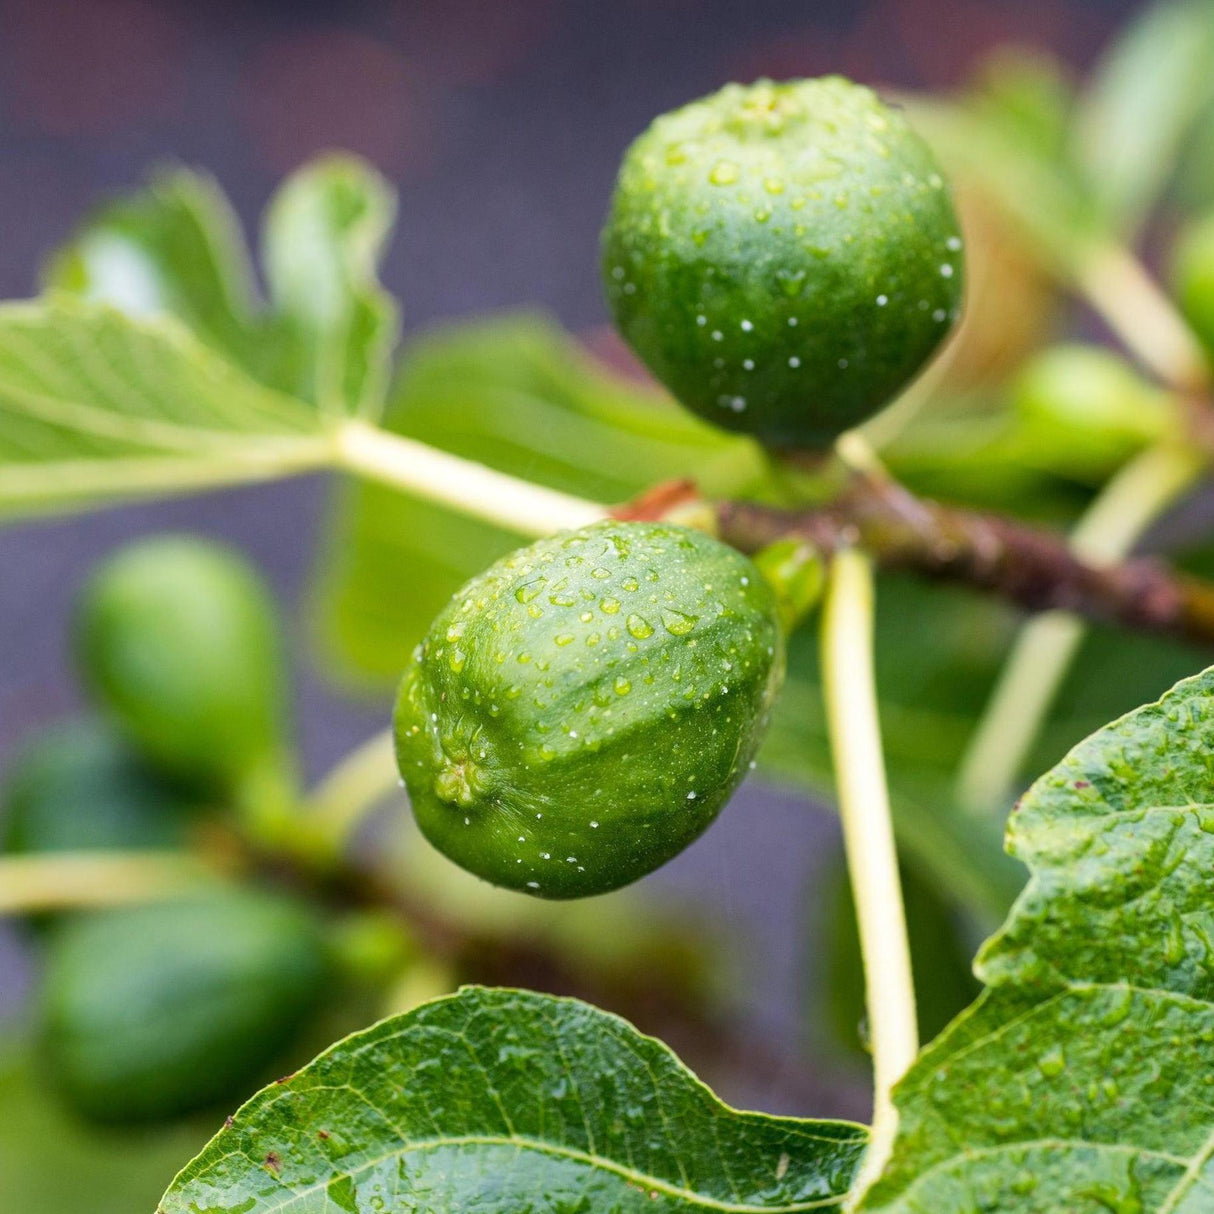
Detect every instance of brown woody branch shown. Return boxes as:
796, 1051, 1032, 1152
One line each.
709, 472, 1214, 647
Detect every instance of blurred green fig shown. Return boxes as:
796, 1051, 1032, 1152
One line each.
1011, 344, 1179, 478
2, 719, 195, 857
41, 890, 328, 1122
75, 535, 289, 794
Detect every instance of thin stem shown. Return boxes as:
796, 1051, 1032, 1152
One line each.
333, 419, 606, 538
820, 547, 917, 1203
1078, 243, 1210, 393
956, 442, 1205, 817
303, 727, 401, 855
0, 851, 215, 915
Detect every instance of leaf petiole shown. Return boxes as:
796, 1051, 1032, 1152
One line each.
0, 851, 216, 915
301, 726, 402, 857
332, 419, 606, 538
820, 545, 917, 1205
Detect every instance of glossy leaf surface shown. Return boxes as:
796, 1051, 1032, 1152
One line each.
159, 986, 867, 1213
862, 666, 1214, 1211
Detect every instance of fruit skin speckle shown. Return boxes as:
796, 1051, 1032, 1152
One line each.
394, 521, 784, 898
601, 76, 964, 448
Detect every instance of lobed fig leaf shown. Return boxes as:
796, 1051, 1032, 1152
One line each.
862, 665, 1214, 1211
394, 520, 784, 898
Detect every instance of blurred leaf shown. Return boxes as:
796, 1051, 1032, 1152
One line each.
1171, 98, 1214, 213
159, 986, 867, 1213
311, 313, 772, 682
260, 155, 399, 420
0, 1039, 209, 1214
912, 52, 1101, 277
42, 167, 262, 373
966, 47, 1076, 160
814, 858, 981, 1064
0, 298, 328, 519
44, 158, 399, 419
1075, 0, 1214, 235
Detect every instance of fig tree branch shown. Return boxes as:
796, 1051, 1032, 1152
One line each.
712, 464, 1214, 647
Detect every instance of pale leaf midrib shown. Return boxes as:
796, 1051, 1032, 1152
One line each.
191, 1129, 854, 1214
880, 1137, 1202, 1213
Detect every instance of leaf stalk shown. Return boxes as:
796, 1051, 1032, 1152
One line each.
820, 547, 917, 1203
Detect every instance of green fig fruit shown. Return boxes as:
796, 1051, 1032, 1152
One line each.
1011, 344, 1179, 478
394, 521, 784, 898
74, 535, 288, 792
41, 890, 327, 1122
2, 719, 195, 857
602, 76, 964, 448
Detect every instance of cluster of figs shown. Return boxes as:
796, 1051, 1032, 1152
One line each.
395, 75, 964, 898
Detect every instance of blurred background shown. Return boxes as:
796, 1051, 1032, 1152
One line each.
0, 0, 1172, 1206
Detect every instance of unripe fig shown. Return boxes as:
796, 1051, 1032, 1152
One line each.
41, 890, 327, 1121
1011, 344, 1178, 477
1171, 211, 1214, 355
602, 77, 964, 448
75, 536, 287, 791
1, 719, 194, 857
394, 521, 784, 898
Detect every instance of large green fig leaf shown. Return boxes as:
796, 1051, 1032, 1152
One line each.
861, 665, 1214, 1212
0, 298, 328, 517
158, 986, 867, 1213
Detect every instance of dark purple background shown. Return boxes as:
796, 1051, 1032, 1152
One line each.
0, 0, 1141, 1116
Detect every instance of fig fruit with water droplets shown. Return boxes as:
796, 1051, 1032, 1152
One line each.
602, 76, 964, 448
394, 521, 784, 898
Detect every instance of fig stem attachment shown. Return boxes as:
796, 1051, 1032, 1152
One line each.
955, 441, 1204, 818
0, 851, 216, 915
333, 419, 606, 538
820, 546, 917, 1203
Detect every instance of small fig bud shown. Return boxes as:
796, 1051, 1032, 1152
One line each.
1011, 344, 1178, 478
